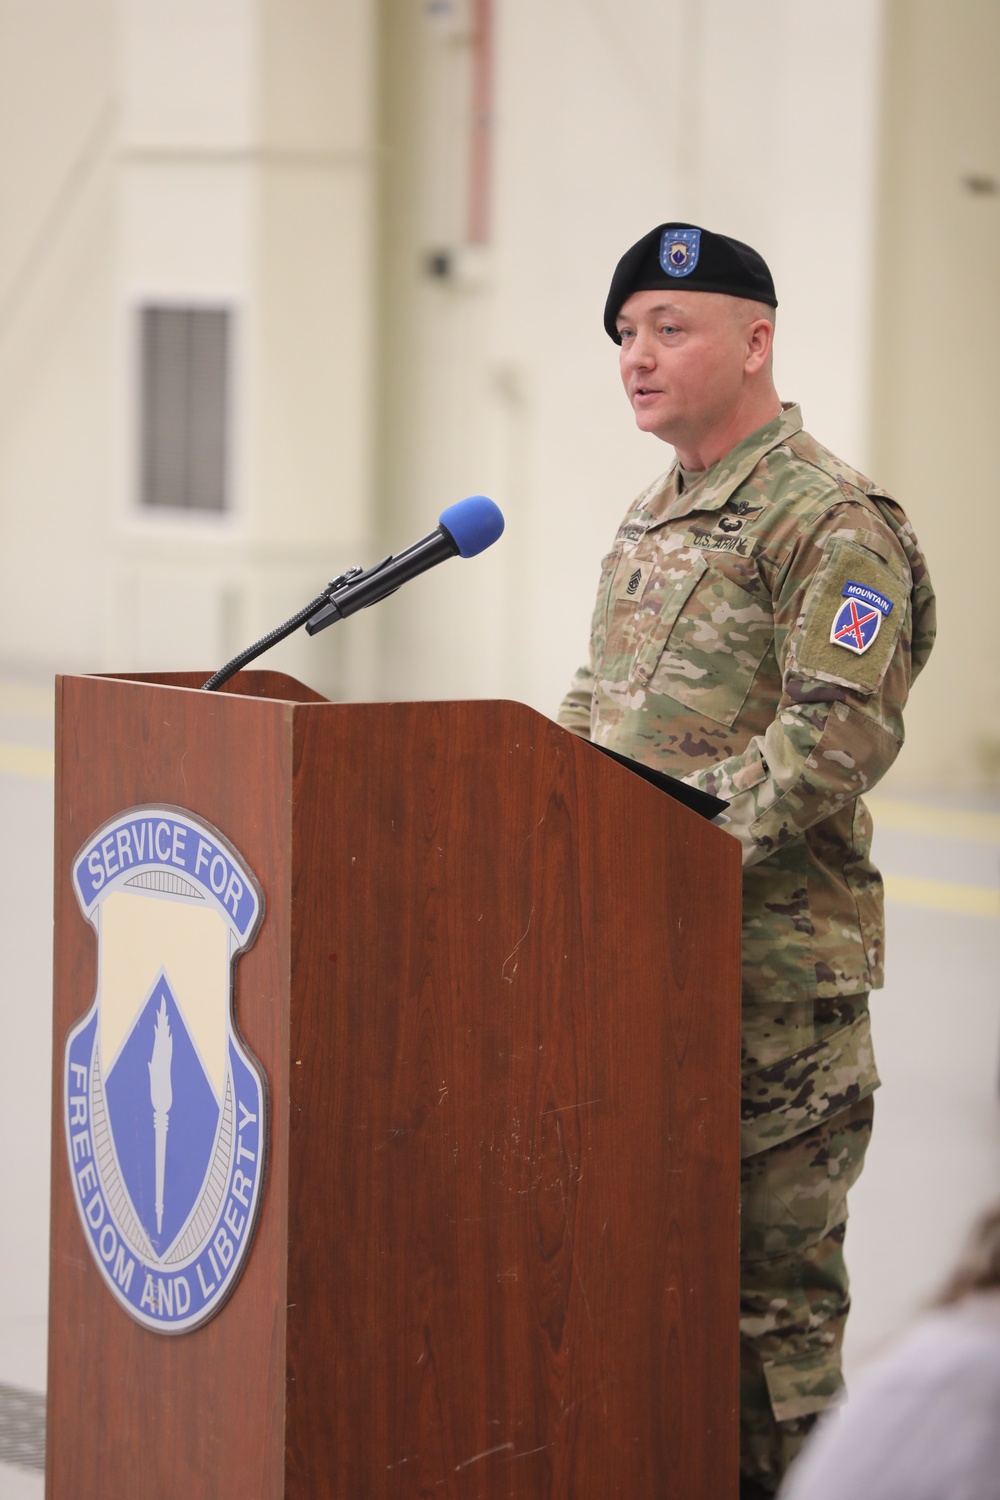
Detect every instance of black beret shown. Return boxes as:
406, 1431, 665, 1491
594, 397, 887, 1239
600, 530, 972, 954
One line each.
604, 222, 777, 342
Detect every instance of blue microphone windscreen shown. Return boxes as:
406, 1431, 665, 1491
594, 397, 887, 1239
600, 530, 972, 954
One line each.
439, 495, 505, 558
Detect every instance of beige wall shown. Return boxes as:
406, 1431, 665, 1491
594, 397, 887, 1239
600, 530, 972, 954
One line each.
0, 0, 378, 697
2, 0, 982, 783
374, 0, 884, 716
0, 0, 117, 668
872, 0, 1000, 787
111, 0, 378, 695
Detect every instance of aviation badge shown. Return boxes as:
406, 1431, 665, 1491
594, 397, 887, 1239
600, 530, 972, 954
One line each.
63, 806, 266, 1333
660, 227, 701, 277
830, 580, 894, 654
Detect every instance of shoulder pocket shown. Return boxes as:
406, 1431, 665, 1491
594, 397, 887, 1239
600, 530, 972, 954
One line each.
794, 538, 907, 695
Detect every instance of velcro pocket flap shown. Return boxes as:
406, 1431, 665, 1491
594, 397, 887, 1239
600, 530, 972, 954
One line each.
630, 551, 709, 685
644, 555, 772, 726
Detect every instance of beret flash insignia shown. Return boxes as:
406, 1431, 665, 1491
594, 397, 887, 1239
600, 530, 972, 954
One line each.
660, 227, 700, 277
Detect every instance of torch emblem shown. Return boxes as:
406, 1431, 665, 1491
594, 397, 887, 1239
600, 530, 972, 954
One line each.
63, 806, 266, 1333
149, 997, 173, 1235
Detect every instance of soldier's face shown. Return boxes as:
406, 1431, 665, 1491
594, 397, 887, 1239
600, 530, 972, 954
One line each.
615, 290, 754, 447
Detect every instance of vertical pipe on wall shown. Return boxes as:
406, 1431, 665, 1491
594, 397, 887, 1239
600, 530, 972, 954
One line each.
467, 0, 492, 244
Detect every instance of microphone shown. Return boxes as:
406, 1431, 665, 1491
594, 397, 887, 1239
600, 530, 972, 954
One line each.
305, 495, 504, 635
202, 495, 505, 690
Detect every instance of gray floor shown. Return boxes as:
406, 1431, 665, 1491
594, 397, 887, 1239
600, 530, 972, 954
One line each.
0, 675, 53, 1498
0, 677, 998, 1496
844, 788, 1000, 1374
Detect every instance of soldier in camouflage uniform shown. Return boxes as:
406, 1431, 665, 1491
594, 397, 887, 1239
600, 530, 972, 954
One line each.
557, 224, 936, 1498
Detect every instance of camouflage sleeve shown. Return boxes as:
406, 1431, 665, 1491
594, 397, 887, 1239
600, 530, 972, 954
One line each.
684, 509, 916, 868
557, 665, 594, 739
558, 541, 622, 740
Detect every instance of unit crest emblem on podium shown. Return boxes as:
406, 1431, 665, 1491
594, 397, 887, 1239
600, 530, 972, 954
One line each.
63, 806, 266, 1333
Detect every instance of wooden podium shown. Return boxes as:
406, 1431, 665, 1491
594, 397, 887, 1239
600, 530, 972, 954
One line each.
47, 671, 742, 1499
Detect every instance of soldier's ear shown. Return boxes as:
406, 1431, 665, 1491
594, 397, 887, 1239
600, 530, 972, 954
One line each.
744, 319, 774, 375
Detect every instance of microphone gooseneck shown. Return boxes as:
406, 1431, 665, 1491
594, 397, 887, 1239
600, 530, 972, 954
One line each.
202, 496, 504, 691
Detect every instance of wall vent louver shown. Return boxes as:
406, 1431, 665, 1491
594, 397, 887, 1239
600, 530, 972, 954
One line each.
139, 306, 230, 511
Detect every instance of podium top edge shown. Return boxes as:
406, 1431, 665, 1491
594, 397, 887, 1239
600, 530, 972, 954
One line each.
57, 670, 329, 705
55, 674, 556, 717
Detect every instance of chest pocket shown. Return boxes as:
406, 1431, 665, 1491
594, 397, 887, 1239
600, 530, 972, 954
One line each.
640, 553, 774, 727
598, 548, 706, 682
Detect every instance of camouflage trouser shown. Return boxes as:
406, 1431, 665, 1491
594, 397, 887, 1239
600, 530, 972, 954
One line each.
739, 1093, 874, 1495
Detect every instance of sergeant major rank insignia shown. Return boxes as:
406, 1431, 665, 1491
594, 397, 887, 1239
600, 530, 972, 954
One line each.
660, 227, 700, 277
831, 580, 894, 655
64, 807, 266, 1333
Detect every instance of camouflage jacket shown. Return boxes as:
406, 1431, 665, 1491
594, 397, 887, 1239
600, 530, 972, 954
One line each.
559, 406, 936, 1149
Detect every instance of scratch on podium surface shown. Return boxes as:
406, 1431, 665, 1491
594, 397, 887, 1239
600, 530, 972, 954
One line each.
557, 1153, 602, 1400
521, 811, 548, 853
502, 906, 535, 982
559, 1385, 608, 1423
455, 1442, 514, 1470
542, 1099, 604, 1115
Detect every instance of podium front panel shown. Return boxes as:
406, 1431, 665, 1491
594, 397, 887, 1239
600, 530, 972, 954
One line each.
47, 679, 741, 1500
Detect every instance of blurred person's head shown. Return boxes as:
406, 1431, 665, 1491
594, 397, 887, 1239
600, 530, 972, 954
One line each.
936, 1201, 1000, 1305
604, 223, 781, 470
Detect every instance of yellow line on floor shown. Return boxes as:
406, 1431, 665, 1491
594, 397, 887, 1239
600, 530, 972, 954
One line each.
0, 748, 994, 910
0, 682, 53, 720
0, 743, 54, 779
867, 795, 1000, 845
883, 872, 1000, 918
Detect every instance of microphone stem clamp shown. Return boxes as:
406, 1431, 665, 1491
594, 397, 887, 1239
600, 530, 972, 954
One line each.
200, 493, 503, 692
322, 564, 365, 596
306, 556, 396, 637
201, 559, 393, 692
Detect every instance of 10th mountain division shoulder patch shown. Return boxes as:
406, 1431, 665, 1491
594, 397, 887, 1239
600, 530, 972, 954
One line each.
830, 580, 894, 655
64, 806, 266, 1333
